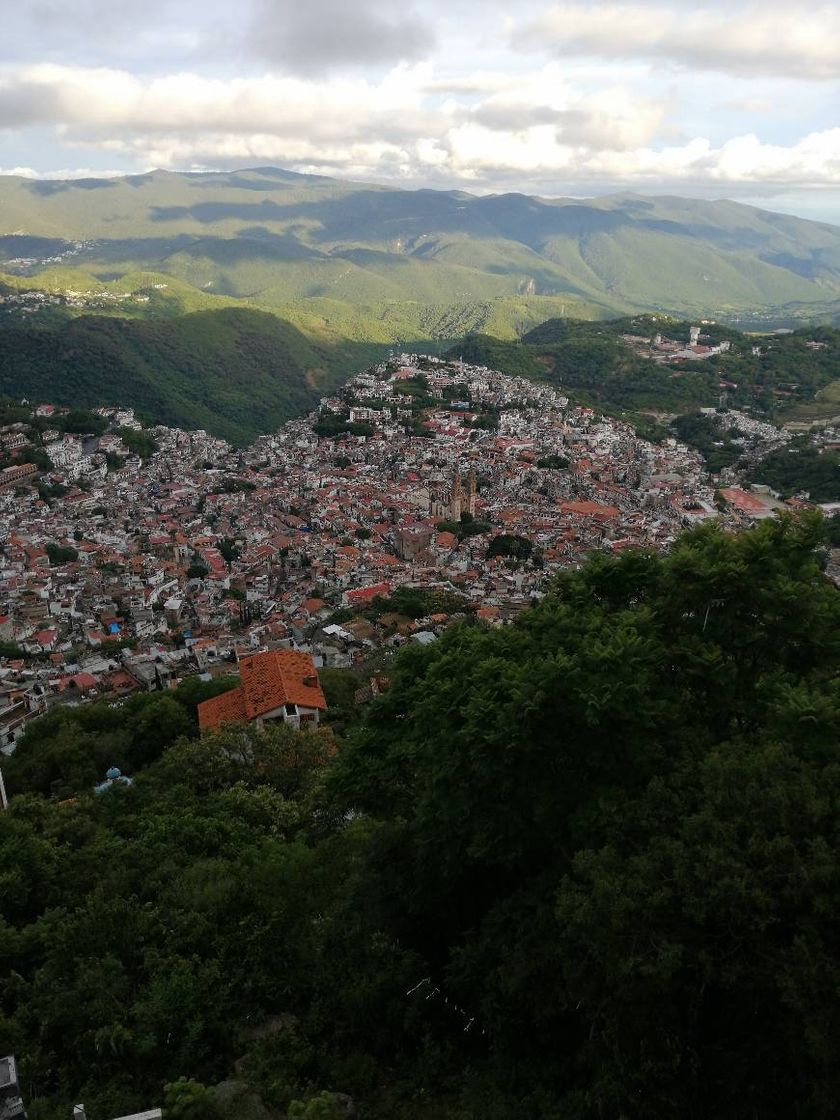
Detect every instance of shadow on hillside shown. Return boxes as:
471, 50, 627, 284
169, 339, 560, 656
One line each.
146, 190, 664, 254
25, 179, 118, 196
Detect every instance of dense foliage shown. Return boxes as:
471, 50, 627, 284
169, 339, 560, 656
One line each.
750, 440, 840, 502
0, 309, 345, 445
313, 409, 375, 439
2, 516, 840, 1120
671, 410, 744, 472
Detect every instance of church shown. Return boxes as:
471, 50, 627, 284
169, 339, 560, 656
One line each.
412, 465, 476, 521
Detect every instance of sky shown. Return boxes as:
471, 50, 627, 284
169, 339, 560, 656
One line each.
1, 0, 839, 223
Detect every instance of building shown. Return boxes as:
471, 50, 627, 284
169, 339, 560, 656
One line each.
0, 464, 38, 489
197, 649, 327, 732
0, 1056, 26, 1120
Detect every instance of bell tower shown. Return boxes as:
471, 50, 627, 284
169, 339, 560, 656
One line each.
465, 469, 476, 516
450, 468, 462, 521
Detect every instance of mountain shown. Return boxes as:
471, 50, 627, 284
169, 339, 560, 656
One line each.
3, 168, 840, 439
1, 167, 840, 339
0, 307, 376, 444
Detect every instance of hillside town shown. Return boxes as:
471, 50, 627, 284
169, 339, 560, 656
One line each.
0, 353, 836, 752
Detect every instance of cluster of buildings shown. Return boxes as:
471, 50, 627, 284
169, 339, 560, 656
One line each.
0, 283, 160, 317
621, 324, 732, 363
0, 353, 831, 751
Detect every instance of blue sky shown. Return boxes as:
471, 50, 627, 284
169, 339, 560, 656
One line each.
1, 0, 839, 223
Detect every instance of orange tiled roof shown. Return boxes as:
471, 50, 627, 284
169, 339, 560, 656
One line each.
240, 650, 327, 717
198, 686, 247, 731
560, 500, 621, 518
718, 488, 766, 513
197, 650, 327, 732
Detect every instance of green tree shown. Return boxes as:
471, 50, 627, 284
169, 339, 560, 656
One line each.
163, 1078, 220, 1120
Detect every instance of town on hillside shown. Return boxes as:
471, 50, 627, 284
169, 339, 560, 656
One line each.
1, 353, 838, 754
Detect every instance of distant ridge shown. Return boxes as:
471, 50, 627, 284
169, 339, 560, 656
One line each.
0, 166, 838, 333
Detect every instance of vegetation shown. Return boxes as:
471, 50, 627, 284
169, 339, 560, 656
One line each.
2, 171, 840, 326
313, 410, 374, 439
750, 440, 840, 501
367, 585, 469, 620
0, 309, 364, 446
118, 427, 158, 460
45, 542, 78, 565
487, 533, 533, 560
671, 410, 744, 472
434, 511, 492, 540
449, 319, 840, 426
1, 516, 840, 1119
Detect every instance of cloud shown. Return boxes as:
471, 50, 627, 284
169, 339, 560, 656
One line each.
0, 62, 838, 197
0, 0, 197, 65
245, 0, 435, 72
720, 97, 775, 113
513, 2, 840, 79
0, 64, 442, 143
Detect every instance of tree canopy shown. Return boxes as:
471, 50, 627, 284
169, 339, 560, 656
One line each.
1, 515, 839, 1120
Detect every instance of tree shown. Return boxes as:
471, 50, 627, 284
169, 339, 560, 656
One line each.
2, 515, 839, 1120
46, 541, 78, 565
218, 537, 241, 564
163, 1078, 220, 1120
487, 533, 532, 560
333, 514, 840, 1116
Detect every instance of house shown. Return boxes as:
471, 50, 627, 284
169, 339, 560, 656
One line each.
31, 628, 58, 652
197, 649, 327, 732
343, 581, 391, 608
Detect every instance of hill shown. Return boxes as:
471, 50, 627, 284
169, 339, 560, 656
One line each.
0, 306, 377, 444
1, 168, 840, 337
449, 315, 840, 425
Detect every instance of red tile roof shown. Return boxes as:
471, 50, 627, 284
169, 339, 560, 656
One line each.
345, 582, 391, 605
198, 686, 247, 731
718, 487, 767, 513
560, 500, 621, 519
197, 650, 327, 732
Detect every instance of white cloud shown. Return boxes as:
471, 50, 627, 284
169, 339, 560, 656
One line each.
720, 97, 775, 113
513, 2, 840, 79
0, 62, 838, 196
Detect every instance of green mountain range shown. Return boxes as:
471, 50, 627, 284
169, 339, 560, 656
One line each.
2, 167, 840, 439
2, 166, 840, 339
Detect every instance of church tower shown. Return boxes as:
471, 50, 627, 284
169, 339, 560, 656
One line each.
465, 469, 477, 517
450, 467, 462, 521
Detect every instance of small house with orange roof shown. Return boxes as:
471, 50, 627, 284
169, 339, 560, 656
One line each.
197, 649, 327, 733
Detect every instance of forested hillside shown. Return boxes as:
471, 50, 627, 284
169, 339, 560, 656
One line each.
2, 516, 839, 1119
452, 317, 840, 422
1, 168, 840, 338
0, 307, 374, 444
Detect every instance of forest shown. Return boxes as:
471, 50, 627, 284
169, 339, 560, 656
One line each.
0, 310, 357, 445
749, 440, 840, 502
1, 515, 840, 1120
